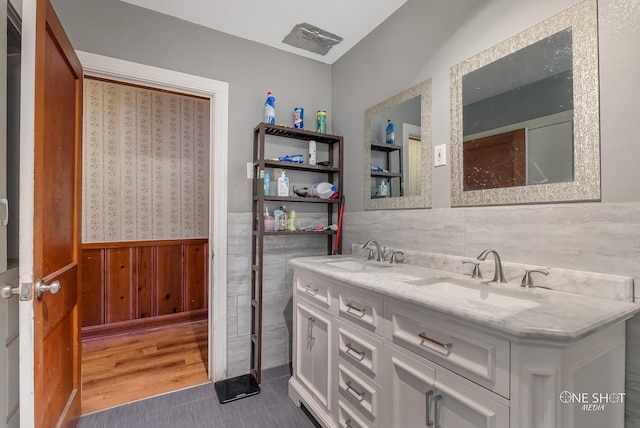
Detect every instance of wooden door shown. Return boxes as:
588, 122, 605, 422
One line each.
463, 128, 526, 190
23, 0, 83, 426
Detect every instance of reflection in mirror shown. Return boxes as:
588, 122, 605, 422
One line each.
463, 28, 573, 190
364, 80, 431, 210
450, 0, 600, 206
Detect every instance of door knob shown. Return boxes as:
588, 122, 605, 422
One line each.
35, 279, 61, 300
0, 284, 19, 299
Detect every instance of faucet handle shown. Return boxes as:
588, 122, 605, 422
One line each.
521, 269, 549, 288
390, 251, 404, 264
461, 260, 482, 279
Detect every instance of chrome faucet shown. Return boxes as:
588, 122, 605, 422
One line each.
363, 240, 383, 262
476, 249, 507, 283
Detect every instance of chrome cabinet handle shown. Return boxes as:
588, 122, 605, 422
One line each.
345, 342, 365, 361
307, 317, 316, 340
345, 380, 365, 400
35, 279, 61, 300
304, 285, 318, 295
346, 303, 365, 317
426, 389, 434, 427
434, 394, 443, 428
418, 332, 453, 350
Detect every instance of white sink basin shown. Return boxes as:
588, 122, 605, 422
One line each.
326, 259, 394, 272
405, 276, 540, 311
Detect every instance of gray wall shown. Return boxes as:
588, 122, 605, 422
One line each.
332, 0, 640, 425
52, 0, 332, 213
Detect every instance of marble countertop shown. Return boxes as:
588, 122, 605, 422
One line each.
290, 255, 640, 343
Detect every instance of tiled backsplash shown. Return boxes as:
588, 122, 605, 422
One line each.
351, 245, 634, 302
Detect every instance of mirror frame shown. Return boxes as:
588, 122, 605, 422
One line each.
450, 0, 599, 206
364, 79, 432, 210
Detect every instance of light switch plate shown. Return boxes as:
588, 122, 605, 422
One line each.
434, 144, 447, 167
246, 162, 254, 179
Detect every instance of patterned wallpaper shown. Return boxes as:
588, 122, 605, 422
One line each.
82, 79, 210, 243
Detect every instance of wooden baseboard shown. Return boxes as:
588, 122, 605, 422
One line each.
82, 309, 208, 340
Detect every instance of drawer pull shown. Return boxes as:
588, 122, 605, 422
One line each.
418, 332, 453, 351
304, 285, 319, 295
345, 380, 365, 400
346, 303, 366, 317
426, 389, 434, 427
345, 342, 366, 361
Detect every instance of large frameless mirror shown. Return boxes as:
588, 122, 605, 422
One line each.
450, 0, 599, 206
364, 79, 432, 210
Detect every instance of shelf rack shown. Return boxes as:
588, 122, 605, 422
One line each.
250, 123, 344, 383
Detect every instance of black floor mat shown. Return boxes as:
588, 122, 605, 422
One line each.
214, 374, 261, 404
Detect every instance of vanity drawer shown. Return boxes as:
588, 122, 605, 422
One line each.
338, 399, 375, 428
337, 289, 383, 335
296, 274, 332, 310
338, 364, 381, 423
337, 320, 383, 384
386, 301, 510, 398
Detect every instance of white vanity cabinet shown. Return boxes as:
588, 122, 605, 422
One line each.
386, 344, 509, 428
289, 264, 632, 428
294, 299, 333, 414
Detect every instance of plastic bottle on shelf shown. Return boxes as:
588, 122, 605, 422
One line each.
385, 119, 395, 145
263, 171, 270, 196
263, 206, 275, 231
308, 140, 316, 165
277, 171, 290, 197
310, 182, 336, 199
264, 92, 276, 124
289, 210, 297, 231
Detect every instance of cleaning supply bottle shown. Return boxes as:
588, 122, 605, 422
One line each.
264, 92, 276, 124
289, 210, 297, 231
263, 206, 275, 232
278, 206, 288, 231
310, 182, 336, 199
385, 119, 395, 145
277, 171, 289, 197
263, 170, 270, 196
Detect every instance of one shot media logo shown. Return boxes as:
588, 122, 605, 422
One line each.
559, 391, 626, 412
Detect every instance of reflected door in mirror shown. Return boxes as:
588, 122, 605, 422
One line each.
463, 128, 526, 190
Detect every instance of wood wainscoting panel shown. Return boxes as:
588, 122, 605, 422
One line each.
135, 246, 154, 319
81, 239, 208, 335
106, 247, 134, 323
82, 249, 104, 327
185, 242, 207, 311
156, 244, 184, 316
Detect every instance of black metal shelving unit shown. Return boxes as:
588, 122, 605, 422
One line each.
371, 142, 403, 197
250, 123, 343, 383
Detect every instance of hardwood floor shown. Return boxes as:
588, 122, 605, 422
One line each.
81, 319, 209, 414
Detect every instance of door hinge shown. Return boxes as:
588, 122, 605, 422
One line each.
20, 283, 32, 301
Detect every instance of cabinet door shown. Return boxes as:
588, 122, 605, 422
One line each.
435, 370, 509, 428
295, 301, 332, 411
386, 345, 437, 428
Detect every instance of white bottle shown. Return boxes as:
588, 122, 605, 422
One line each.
277, 171, 290, 197
310, 182, 336, 199
379, 179, 389, 197
308, 140, 316, 165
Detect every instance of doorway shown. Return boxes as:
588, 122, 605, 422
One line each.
76, 52, 229, 412
79, 77, 212, 412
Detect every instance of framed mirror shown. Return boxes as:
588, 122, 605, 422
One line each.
364, 79, 432, 210
450, 0, 599, 206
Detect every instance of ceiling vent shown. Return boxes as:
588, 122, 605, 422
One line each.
282, 23, 343, 56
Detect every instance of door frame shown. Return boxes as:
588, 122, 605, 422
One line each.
76, 51, 229, 382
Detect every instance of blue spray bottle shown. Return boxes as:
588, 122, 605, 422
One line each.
264, 92, 276, 124
385, 119, 395, 145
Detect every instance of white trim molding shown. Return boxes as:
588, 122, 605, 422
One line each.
76, 51, 229, 380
